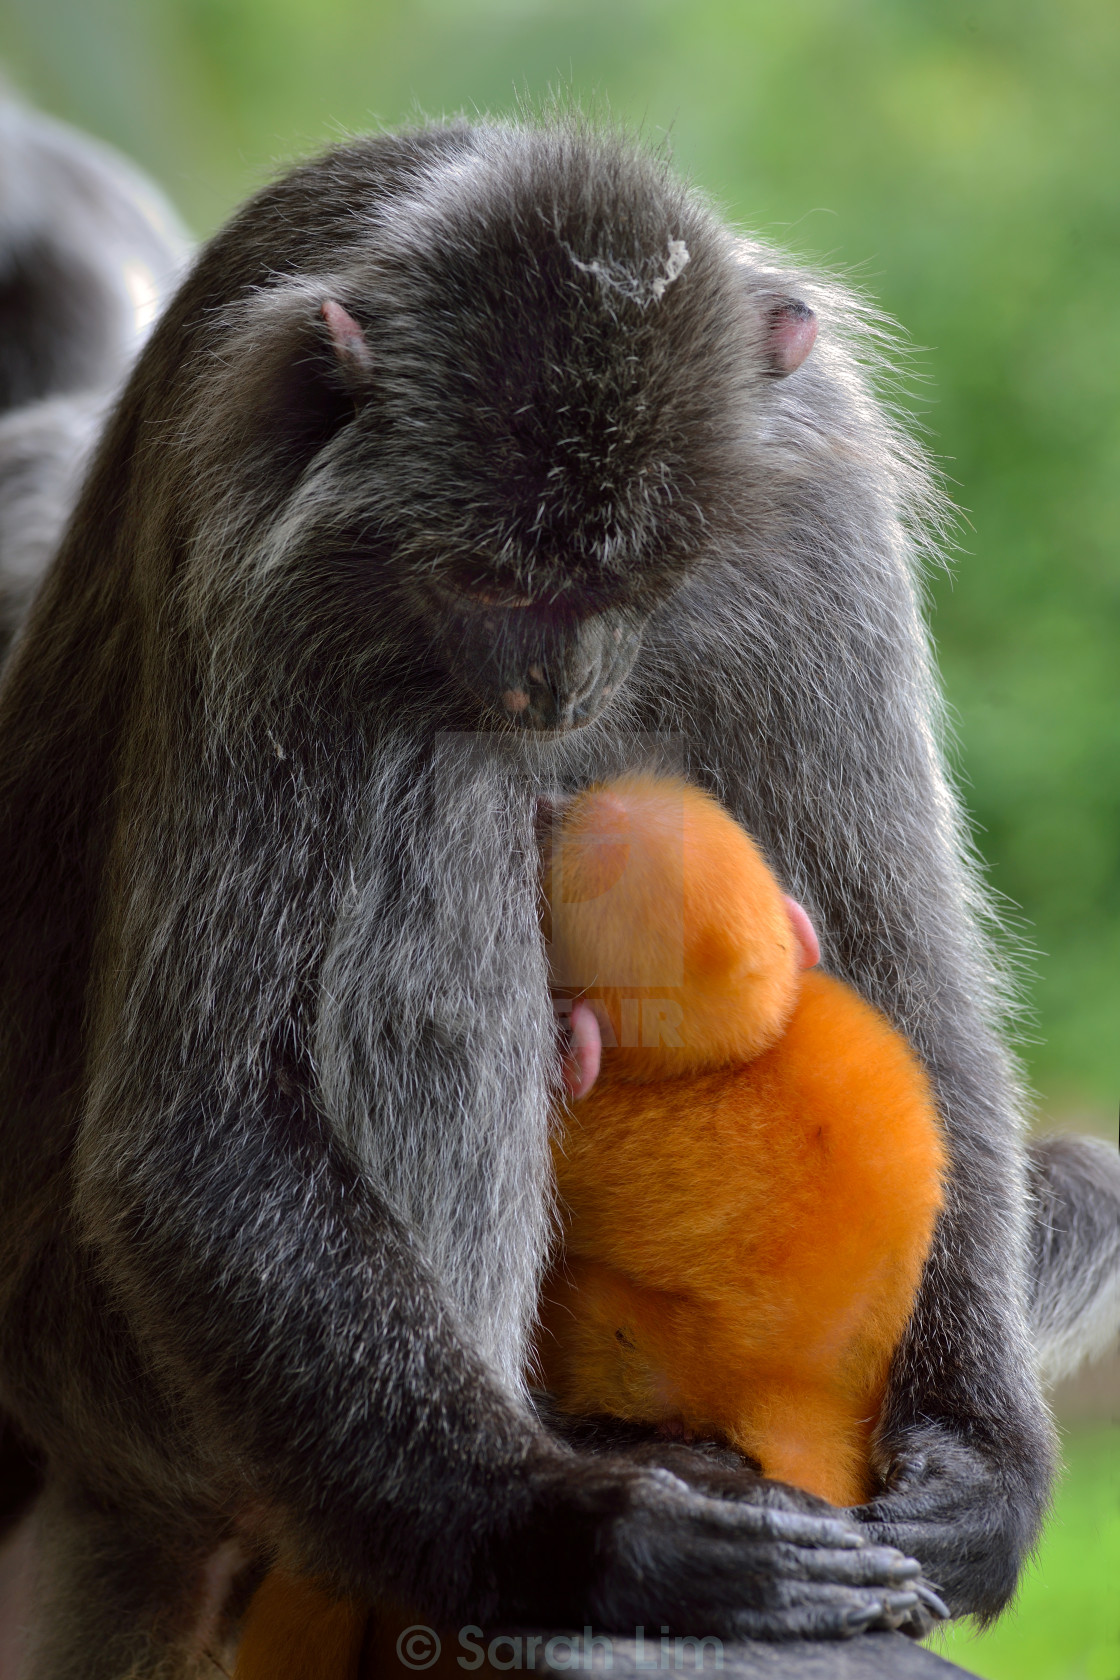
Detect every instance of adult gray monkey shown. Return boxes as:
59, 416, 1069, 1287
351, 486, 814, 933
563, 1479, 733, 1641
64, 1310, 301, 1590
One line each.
0, 118, 1117, 1680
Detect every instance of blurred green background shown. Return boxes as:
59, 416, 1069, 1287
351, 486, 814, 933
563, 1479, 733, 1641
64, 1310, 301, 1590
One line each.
0, 1, 1116, 1673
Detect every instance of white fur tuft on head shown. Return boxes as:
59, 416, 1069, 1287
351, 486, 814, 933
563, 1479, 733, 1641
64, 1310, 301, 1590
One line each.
568, 235, 691, 309
650, 238, 691, 301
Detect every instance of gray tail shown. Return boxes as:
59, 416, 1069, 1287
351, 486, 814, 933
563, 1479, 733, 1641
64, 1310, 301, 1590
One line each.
1028, 1132, 1120, 1386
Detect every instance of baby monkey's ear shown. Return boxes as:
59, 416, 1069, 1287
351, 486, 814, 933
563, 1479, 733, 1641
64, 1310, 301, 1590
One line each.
561, 999, 602, 1101
782, 897, 821, 969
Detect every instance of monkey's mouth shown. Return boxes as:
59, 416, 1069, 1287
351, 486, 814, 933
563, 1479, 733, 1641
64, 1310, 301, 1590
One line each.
434, 574, 537, 612
486, 640, 630, 734
429, 586, 644, 734
495, 663, 613, 734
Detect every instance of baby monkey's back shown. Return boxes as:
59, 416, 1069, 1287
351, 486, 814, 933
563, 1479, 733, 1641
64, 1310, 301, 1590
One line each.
540, 774, 946, 1507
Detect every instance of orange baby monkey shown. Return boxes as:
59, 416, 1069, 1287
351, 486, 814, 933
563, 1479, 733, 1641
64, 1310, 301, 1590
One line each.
235, 774, 944, 1679
538, 772, 946, 1509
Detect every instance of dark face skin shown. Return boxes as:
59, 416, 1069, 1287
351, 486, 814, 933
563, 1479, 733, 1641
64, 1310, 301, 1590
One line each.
430, 583, 647, 733
319, 295, 820, 738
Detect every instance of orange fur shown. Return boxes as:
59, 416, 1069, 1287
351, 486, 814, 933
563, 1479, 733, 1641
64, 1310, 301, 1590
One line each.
236, 1570, 367, 1680
538, 774, 946, 1507
234, 774, 945, 1678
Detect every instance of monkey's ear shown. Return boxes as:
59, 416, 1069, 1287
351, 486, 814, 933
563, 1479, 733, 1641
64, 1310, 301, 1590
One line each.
765, 299, 818, 377
320, 299, 374, 382
782, 896, 821, 969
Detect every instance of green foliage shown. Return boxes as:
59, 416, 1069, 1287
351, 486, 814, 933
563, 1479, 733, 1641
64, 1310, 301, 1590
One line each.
930, 1425, 1120, 1679
1, 0, 1117, 1113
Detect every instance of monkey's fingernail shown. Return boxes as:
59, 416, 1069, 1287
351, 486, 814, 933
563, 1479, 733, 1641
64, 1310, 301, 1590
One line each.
842, 1605, 879, 1633
917, 1585, 951, 1620
888, 1556, 922, 1582
813, 1519, 864, 1548
885, 1591, 919, 1614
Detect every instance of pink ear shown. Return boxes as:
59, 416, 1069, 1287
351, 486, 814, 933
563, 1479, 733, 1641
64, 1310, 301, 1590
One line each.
320, 298, 373, 377
766, 299, 817, 377
562, 998, 602, 1099
783, 895, 821, 969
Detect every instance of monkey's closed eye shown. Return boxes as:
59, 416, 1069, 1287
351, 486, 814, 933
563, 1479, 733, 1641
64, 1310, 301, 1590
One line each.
443, 574, 536, 610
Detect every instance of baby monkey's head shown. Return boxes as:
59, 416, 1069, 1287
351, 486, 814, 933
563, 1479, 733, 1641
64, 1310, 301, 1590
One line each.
543, 773, 818, 1082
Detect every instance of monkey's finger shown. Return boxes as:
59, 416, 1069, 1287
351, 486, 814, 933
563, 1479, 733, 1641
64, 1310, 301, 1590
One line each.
646, 1475, 864, 1548
681, 1494, 867, 1551
858, 1515, 967, 1563
663, 1539, 921, 1626
726, 1585, 923, 1643
914, 1580, 951, 1620
873, 1590, 923, 1629
891, 1580, 952, 1640
771, 1542, 923, 1587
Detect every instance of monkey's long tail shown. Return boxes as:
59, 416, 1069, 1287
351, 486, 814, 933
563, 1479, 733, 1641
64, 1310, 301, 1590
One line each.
0, 93, 190, 417
1027, 1132, 1120, 1386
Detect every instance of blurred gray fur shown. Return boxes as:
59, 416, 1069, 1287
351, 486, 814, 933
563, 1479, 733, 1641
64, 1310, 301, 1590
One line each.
1029, 1133, 1120, 1385
0, 95, 189, 658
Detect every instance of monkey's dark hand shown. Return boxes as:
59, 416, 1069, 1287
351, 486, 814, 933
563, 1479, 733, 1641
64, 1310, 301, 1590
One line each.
852, 1423, 1041, 1624
490, 1451, 943, 1642
623, 1440, 948, 1640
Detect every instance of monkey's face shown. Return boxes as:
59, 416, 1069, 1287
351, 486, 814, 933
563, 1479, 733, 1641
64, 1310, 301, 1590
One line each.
228, 134, 818, 735
287, 140, 758, 733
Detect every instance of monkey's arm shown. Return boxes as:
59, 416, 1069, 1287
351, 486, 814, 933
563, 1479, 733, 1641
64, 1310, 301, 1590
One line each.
811, 730, 1055, 1621
72, 1079, 930, 1641
645, 555, 1055, 1621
